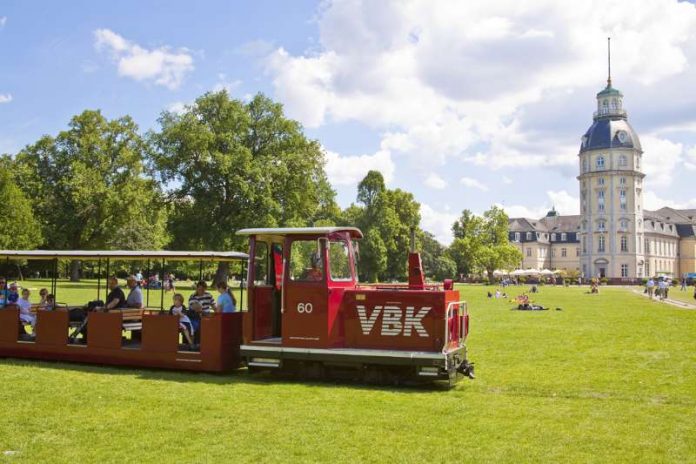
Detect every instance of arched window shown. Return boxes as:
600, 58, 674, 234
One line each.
596, 156, 605, 169
621, 236, 628, 252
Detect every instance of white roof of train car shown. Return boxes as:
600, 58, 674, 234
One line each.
0, 250, 248, 261
236, 227, 363, 238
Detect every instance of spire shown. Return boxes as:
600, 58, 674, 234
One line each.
607, 37, 612, 87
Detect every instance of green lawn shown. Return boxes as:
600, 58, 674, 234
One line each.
1, 285, 695, 463
667, 286, 696, 306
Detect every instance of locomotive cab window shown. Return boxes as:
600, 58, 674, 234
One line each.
329, 240, 352, 281
253, 241, 269, 286
289, 240, 324, 281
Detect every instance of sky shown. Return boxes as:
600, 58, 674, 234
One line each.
1, 0, 696, 244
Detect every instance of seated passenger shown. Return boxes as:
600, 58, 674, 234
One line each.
104, 276, 126, 310
0, 277, 9, 308
187, 300, 203, 344
7, 282, 19, 304
215, 281, 237, 313
17, 289, 36, 335
38, 288, 49, 309
169, 293, 194, 347
301, 253, 323, 281
125, 275, 144, 309
44, 294, 56, 311
189, 281, 214, 314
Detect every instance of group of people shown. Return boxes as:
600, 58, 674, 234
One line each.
0, 275, 238, 346
645, 277, 672, 301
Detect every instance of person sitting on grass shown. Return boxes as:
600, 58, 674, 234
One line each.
170, 293, 194, 348
17, 288, 36, 336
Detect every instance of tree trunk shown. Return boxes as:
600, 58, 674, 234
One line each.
15, 264, 23, 281
70, 260, 81, 282
214, 261, 229, 285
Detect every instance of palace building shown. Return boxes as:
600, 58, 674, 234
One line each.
508, 60, 696, 280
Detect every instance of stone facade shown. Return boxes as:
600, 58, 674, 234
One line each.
508, 78, 696, 279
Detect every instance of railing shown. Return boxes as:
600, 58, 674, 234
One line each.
443, 300, 467, 355
594, 108, 627, 118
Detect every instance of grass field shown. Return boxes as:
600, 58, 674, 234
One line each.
1, 284, 695, 463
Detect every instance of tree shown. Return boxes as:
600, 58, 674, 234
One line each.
13, 110, 168, 280
150, 91, 338, 281
448, 206, 522, 280
343, 172, 421, 282
0, 168, 42, 250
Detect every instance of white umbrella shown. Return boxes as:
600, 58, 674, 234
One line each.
523, 268, 540, 276
511, 269, 526, 276
493, 269, 508, 276
540, 269, 554, 276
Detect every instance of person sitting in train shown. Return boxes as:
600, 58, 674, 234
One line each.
0, 277, 9, 308
301, 253, 323, 281
189, 281, 214, 314
215, 281, 237, 313
44, 294, 56, 311
7, 282, 19, 304
38, 288, 49, 309
17, 288, 36, 335
125, 275, 144, 309
170, 293, 194, 347
187, 300, 203, 344
104, 276, 127, 310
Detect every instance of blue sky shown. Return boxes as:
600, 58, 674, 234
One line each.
2, 0, 696, 243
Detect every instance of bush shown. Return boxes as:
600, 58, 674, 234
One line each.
519, 276, 527, 284
600, 277, 609, 285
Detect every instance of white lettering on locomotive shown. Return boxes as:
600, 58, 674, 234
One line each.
356, 305, 431, 337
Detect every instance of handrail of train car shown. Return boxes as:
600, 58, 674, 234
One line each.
442, 300, 467, 354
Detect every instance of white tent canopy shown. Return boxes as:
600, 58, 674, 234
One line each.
540, 269, 555, 276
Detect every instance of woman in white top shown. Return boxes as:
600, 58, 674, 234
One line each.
17, 289, 36, 335
169, 293, 194, 346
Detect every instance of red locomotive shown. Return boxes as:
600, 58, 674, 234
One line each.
0, 227, 473, 384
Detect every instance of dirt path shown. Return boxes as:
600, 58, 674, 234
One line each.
630, 288, 696, 310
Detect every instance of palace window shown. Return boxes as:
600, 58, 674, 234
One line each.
596, 156, 605, 169
526, 232, 532, 240
551, 233, 556, 241
619, 155, 627, 167
598, 220, 606, 231
582, 237, 587, 254
598, 236, 605, 252
620, 219, 629, 230
636, 156, 641, 169
619, 177, 626, 185
598, 177, 605, 185
620, 190, 627, 211
526, 248, 532, 257
598, 190, 605, 212
551, 249, 556, 257
561, 248, 567, 257
561, 233, 567, 241
621, 236, 628, 252
576, 247, 580, 256
514, 232, 520, 242
621, 264, 629, 277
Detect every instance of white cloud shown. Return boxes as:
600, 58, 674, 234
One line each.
643, 190, 696, 210
684, 146, 696, 171
212, 73, 242, 94
265, 0, 696, 175
94, 29, 194, 89
424, 173, 447, 190
420, 203, 458, 244
500, 189, 578, 219
0, 16, 7, 28
324, 149, 395, 186
460, 177, 488, 191
502, 176, 513, 185
0, 94, 12, 104
167, 101, 188, 115
641, 135, 683, 187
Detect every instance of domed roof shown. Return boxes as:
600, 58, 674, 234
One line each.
597, 84, 623, 98
580, 118, 641, 153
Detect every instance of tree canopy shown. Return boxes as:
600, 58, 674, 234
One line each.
150, 91, 338, 252
0, 168, 42, 250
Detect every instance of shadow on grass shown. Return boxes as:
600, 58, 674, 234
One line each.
0, 357, 459, 393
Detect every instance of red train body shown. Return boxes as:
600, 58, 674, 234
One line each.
0, 228, 473, 383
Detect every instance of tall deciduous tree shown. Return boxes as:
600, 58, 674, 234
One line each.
150, 91, 338, 281
448, 206, 522, 280
13, 110, 168, 280
0, 168, 42, 250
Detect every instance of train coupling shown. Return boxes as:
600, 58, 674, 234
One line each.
458, 361, 475, 379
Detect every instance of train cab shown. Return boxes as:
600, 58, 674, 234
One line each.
237, 227, 473, 382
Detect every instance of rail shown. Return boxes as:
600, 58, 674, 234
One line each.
442, 300, 467, 354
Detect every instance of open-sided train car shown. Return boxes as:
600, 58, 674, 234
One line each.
0, 227, 473, 383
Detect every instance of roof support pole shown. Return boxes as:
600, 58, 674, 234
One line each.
96, 259, 102, 300
146, 259, 151, 308
160, 258, 165, 312
53, 258, 58, 302
198, 260, 203, 282
239, 259, 245, 311
105, 258, 110, 302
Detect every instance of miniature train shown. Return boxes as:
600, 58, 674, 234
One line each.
0, 227, 474, 383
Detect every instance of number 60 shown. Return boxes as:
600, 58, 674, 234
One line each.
297, 303, 313, 314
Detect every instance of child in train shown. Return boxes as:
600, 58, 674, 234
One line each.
38, 288, 49, 308
170, 293, 194, 347
7, 282, 19, 304
17, 288, 36, 335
